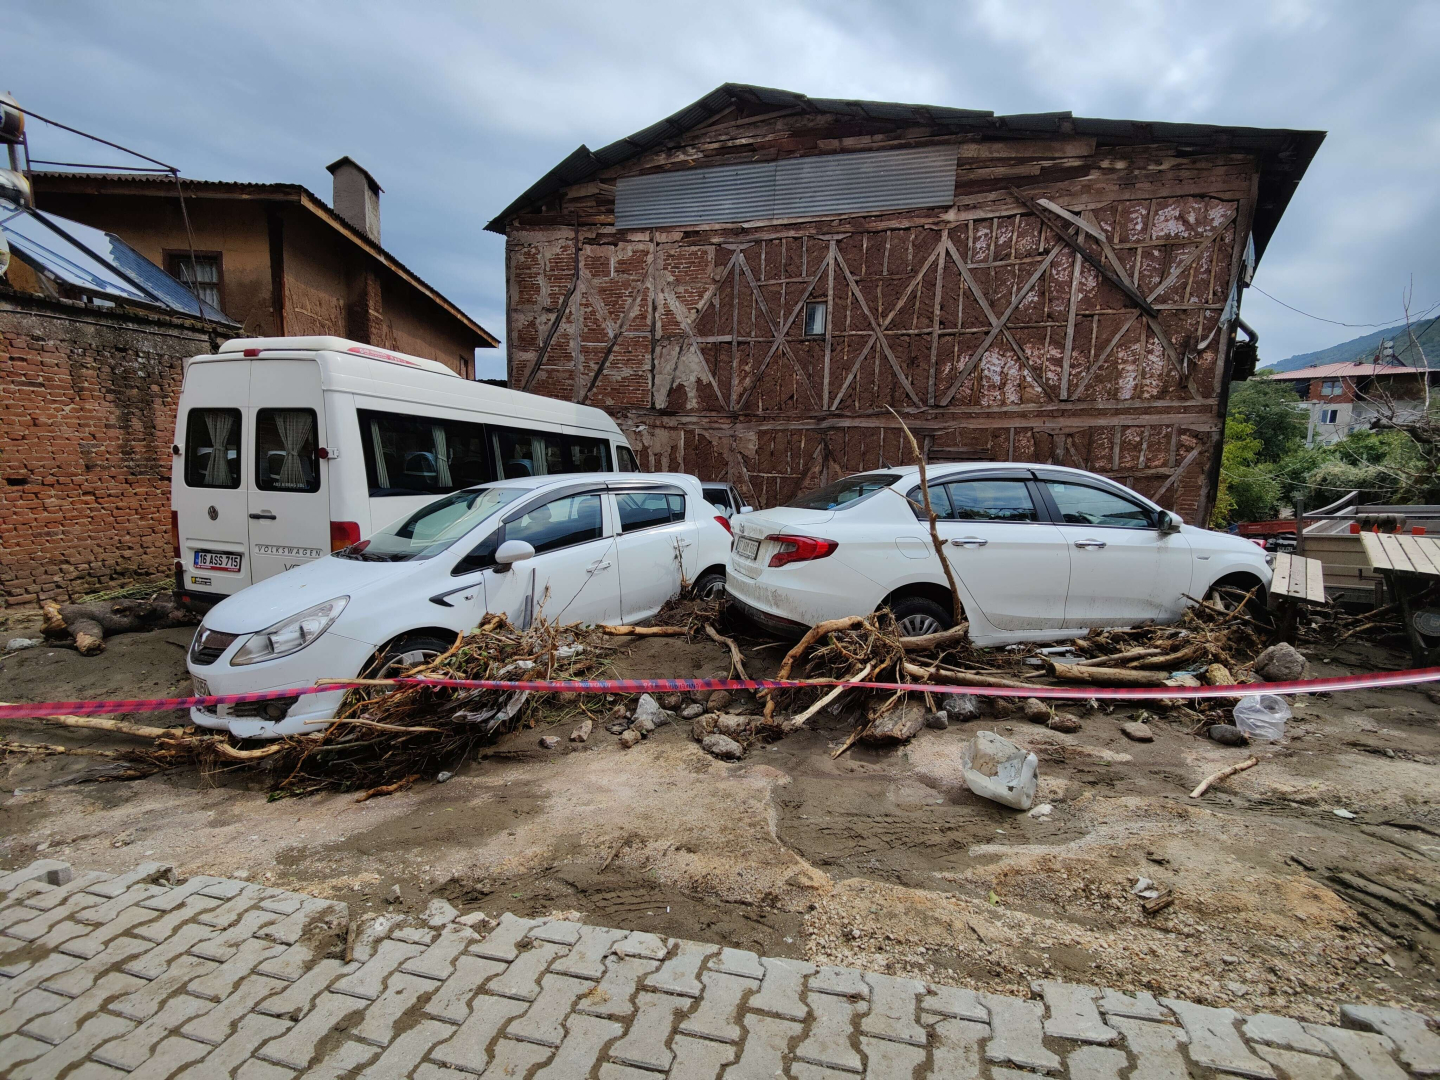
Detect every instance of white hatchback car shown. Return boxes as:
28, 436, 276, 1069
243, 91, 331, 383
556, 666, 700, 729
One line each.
186, 473, 732, 738
726, 464, 1271, 647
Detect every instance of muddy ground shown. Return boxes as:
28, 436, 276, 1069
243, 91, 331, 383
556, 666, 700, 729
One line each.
1, 616, 1438, 1025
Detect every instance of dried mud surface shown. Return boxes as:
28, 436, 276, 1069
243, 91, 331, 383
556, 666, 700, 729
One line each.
1, 625, 1437, 1025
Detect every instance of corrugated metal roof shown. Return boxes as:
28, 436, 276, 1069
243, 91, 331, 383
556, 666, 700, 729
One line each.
486, 82, 1325, 261
1262, 362, 1431, 380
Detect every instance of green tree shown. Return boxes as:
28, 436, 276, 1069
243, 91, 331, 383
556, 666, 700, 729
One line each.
1227, 380, 1305, 463
1212, 415, 1280, 526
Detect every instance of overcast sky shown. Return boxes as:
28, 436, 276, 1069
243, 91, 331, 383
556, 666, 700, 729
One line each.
11, 1, 1439, 377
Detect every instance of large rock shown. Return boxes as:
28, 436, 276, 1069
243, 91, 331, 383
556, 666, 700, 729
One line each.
633, 694, 676, 730
959, 731, 1038, 810
679, 703, 705, 720
714, 714, 752, 739
570, 719, 592, 743
618, 729, 642, 749
942, 694, 981, 721
862, 702, 927, 744
702, 734, 744, 760
1253, 642, 1308, 682
1022, 697, 1051, 724
1120, 721, 1154, 742
706, 690, 732, 713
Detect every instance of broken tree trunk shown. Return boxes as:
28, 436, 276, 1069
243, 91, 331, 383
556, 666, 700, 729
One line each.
899, 661, 1035, 690
1, 706, 175, 741
1045, 660, 1172, 687
599, 624, 687, 637
762, 616, 867, 723
41, 596, 196, 656
896, 624, 972, 652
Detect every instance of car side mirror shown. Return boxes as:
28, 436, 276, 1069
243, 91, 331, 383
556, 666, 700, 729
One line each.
494, 539, 535, 571
1159, 511, 1183, 534
740, 505, 754, 514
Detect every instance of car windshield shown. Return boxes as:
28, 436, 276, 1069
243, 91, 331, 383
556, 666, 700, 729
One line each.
336, 487, 525, 562
785, 473, 900, 511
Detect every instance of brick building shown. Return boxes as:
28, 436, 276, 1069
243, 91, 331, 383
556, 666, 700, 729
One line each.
1265, 358, 1437, 447
488, 84, 1322, 523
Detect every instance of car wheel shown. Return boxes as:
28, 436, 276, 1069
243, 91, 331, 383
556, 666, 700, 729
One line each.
694, 569, 726, 601
1203, 577, 1264, 616
371, 633, 455, 678
889, 597, 953, 637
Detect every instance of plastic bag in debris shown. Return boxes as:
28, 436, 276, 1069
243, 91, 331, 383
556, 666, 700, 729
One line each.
960, 730, 1039, 810
1232, 694, 1290, 741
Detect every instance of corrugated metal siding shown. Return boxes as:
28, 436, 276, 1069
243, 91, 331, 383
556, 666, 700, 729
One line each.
614, 145, 958, 229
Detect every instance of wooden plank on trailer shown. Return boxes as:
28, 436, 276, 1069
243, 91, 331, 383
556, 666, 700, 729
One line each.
1305, 556, 1326, 603
1381, 533, 1417, 574
1360, 530, 1391, 571
1396, 534, 1440, 578
1273, 552, 1292, 593
1290, 554, 1306, 597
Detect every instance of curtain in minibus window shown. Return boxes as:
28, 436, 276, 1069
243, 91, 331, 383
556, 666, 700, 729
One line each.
184, 408, 241, 489
256, 409, 319, 492
359, 410, 494, 497
491, 426, 611, 479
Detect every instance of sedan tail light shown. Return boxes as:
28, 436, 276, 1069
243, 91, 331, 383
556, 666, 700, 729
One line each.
767, 534, 838, 568
330, 521, 361, 552
715, 515, 733, 535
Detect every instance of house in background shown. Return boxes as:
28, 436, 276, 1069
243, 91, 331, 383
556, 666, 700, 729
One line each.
1264, 346, 1437, 446
31, 158, 497, 377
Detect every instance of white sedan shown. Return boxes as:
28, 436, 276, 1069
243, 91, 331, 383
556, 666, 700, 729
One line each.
726, 463, 1272, 646
186, 473, 732, 739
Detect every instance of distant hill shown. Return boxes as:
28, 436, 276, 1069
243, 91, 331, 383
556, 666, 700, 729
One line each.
1260, 315, 1440, 373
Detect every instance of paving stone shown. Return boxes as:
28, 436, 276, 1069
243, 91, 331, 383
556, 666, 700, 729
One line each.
11, 1010, 133, 1080
131, 898, 222, 946
991, 1069, 1063, 1079
197, 878, 249, 901
859, 1034, 926, 1078
122, 1035, 210, 1080
0, 859, 73, 892
551, 925, 627, 981
1067, 1045, 1128, 1080
112, 953, 219, 1021
930, 1017, 989, 1079
0, 986, 67, 1037
41, 936, 151, 997
125, 923, 218, 981
643, 939, 718, 999
258, 894, 305, 916
791, 1065, 858, 1080
748, 956, 815, 1022
1244, 1012, 1334, 1057
0, 952, 82, 1010
352, 971, 436, 1047
608, 989, 689, 1070
982, 993, 1062, 1074
91, 991, 213, 1070
232, 1061, 294, 1080
66, 1063, 128, 1080
1033, 980, 1118, 1045
532, 1014, 624, 1080
186, 937, 284, 1001
921, 983, 988, 1024
195, 885, 275, 929
254, 992, 365, 1070
1301, 1024, 1406, 1080
612, 930, 668, 961
58, 907, 158, 961
354, 1018, 453, 1079
85, 863, 174, 900
253, 940, 319, 982
252, 958, 350, 1020
17, 870, 111, 912
860, 973, 926, 1047
1341, 1003, 1440, 1076
809, 964, 869, 999
174, 1012, 291, 1079
302, 1038, 377, 1080
1163, 998, 1276, 1079
670, 1033, 737, 1080
1096, 987, 1170, 1022
413, 1064, 471, 1080
189, 908, 283, 962
429, 993, 530, 1073
138, 876, 225, 912
575, 956, 660, 1020
0, 879, 54, 911
0, 914, 94, 961
4, 892, 103, 942
330, 938, 425, 1001
485, 1036, 554, 1076
393, 926, 438, 945
528, 919, 583, 946
181, 972, 288, 1045
487, 941, 569, 1002
599, 1066, 666, 1080
256, 897, 348, 948
22, 971, 145, 1044
1110, 1016, 1189, 1080
795, 991, 864, 1073
425, 955, 508, 1024
678, 970, 755, 1044
402, 923, 479, 981
721, 1013, 801, 1080
0, 1034, 52, 1074
469, 913, 543, 962
75, 882, 168, 926
1256, 1044, 1345, 1080
710, 946, 766, 981
507, 973, 595, 1047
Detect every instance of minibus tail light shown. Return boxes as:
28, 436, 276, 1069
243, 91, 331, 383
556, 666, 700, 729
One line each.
171, 511, 181, 559
330, 521, 361, 551
715, 515, 732, 535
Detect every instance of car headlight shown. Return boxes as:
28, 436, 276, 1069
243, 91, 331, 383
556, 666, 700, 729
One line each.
230, 597, 349, 666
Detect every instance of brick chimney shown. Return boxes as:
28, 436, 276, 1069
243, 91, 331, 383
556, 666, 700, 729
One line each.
326, 156, 382, 243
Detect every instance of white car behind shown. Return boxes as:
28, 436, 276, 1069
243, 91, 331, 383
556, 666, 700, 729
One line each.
726, 463, 1271, 646
186, 473, 732, 738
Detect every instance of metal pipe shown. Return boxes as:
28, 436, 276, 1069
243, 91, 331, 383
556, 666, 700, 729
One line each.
1236, 316, 1258, 345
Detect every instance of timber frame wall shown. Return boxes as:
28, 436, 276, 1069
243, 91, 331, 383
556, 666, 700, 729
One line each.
500, 107, 1291, 524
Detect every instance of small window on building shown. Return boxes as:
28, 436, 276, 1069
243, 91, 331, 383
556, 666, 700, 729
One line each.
1320, 379, 1343, 397
1319, 408, 1339, 425
184, 408, 241, 489
166, 252, 223, 310
803, 301, 827, 338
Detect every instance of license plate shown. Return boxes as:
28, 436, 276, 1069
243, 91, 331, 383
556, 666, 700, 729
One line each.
735, 536, 760, 561
192, 676, 210, 697
194, 550, 242, 572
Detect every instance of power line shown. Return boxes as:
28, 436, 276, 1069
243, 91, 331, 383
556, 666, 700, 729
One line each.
1250, 285, 1440, 329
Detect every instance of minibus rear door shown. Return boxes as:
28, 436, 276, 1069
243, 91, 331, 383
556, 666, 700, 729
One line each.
247, 361, 331, 582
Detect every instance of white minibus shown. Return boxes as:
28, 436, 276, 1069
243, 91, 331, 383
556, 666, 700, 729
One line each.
170, 336, 639, 611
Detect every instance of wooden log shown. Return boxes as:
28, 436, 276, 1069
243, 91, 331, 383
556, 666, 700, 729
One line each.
40, 596, 196, 656
786, 663, 874, 730
210, 741, 289, 761
1127, 644, 1206, 670
704, 624, 749, 680
1189, 756, 1259, 799
2, 706, 174, 740
599, 625, 688, 637
1075, 647, 1165, 667
761, 615, 867, 723
897, 624, 972, 651
900, 661, 1035, 690
1044, 660, 1171, 687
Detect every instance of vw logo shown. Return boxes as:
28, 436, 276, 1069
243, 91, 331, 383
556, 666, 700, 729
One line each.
207, 505, 218, 521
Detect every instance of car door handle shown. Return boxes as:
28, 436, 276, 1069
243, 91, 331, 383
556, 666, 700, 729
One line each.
950, 537, 988, 547
587, 561, 612, 572
248, 511, 277, 520
1074, 538, 1107, 549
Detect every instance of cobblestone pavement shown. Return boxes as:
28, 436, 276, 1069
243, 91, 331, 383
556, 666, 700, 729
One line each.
1, 860, 1436, 1079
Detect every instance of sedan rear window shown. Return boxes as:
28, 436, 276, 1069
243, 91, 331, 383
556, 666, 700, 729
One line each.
786, 473, 900, 511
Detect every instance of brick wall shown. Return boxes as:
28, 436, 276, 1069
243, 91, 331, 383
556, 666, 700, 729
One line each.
0, 294, 212, 609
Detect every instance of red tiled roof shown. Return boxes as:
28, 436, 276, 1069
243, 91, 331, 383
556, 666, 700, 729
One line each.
1261, 361, 1430, 381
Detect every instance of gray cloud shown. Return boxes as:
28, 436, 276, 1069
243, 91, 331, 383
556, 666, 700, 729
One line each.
10, 0, 1439, 376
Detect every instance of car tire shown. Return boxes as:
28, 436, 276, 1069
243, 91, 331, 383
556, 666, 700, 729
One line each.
889, 597, 953, 638
694, 569, 726, 601
370, 633, 455, 678
1203, 576, 1265, 616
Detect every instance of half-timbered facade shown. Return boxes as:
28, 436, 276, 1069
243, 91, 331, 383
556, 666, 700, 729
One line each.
488, 85, 1321, 523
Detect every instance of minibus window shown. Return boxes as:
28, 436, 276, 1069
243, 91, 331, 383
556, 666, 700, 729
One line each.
491, 427, 611, 479
255, 409, 320, 493
359, 409, 495, 497
616, 445, 639, 472
184, 408, 241, 489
